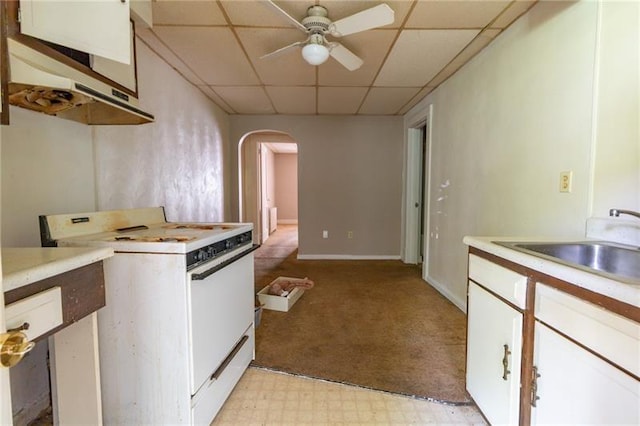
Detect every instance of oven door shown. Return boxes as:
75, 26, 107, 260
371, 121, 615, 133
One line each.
187, 249, 255, 395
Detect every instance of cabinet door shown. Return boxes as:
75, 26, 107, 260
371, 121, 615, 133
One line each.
19, 0, 131, 64
467, 281, 523, 425
91, 21, 137, 91
532, 322, 640, 425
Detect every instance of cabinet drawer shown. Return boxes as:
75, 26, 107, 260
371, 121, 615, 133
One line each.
469, 254, 528, 309
536, 283, 639, 377
191, 326, 254, 424
5, 287, 63, 341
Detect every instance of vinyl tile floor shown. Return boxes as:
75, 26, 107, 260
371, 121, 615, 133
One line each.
211, 367, 487, 425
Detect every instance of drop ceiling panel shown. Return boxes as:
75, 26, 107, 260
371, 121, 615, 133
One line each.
398, 86, 435, 115
152, 0, 227, 26
152, 27, 260, 85
136, 29, 206, 87
374, 29, 480, 87
236, 28, 316, 85
358, 87, 422, 115
428, 29, 501, 87
318, 87, 368, 114
265, 86, 317, 114
320, 0, 413, 29
319, 29, 397, 86
143, 0, 538, 115
490, 1, 537, 29
197, 85, 235, 113
406, 0, 512, 29
221, 0, 311, 27
216, 87, 275, 114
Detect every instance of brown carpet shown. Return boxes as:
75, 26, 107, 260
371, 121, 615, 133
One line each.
253, 226, 471, 404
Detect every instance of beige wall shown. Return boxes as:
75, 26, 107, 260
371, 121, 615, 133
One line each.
406, 0, 639, 309
93, 41, 231, 222
591, 0, 640, 215
1, 107, 96, 423
275, 153, 298, 222
1, 108, 95, 246
230, 115, 404, 258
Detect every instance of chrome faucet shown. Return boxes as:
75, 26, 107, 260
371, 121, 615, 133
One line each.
609, 209, 640, 220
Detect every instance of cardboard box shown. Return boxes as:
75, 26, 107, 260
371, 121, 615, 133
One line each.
257, 276, 306, 312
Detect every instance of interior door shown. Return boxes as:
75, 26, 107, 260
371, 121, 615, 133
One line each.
260, 145, 269, 243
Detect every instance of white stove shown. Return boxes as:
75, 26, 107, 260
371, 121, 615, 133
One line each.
39, 207, 257, 424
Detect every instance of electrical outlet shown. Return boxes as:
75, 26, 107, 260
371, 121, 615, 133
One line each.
347, 231, 353, 239
322, 230, 328, 239
559, 171, 572, 193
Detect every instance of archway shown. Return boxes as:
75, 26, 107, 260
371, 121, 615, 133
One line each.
237, 130, 299, 244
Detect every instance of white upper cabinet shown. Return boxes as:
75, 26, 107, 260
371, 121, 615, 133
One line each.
19, 0, 131, 64
91, 21, 137, 92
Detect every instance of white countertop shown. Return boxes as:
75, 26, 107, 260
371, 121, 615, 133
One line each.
463, 236, 640, 308
2, 247, 114, 292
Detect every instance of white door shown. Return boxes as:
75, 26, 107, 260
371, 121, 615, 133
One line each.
466, 282, 522, 425
259, 144, 270, 243
531, 322, 639, 424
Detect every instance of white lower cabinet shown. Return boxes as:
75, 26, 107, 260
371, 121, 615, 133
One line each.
531, 322, 639, 425
467, 282, 523, 425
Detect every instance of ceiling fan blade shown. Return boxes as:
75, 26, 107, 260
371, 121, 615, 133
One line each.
260, 40, 307, 60
329, 43, 364, 71
263, 0, 307, 32
330, 4, 395, 37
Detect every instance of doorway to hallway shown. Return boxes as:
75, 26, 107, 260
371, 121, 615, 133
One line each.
238, 131, 299, 247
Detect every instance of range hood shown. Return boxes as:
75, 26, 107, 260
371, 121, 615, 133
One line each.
6, 38, 154, 125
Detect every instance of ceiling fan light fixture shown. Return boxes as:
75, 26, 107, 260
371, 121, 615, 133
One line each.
301, 43, 330, 66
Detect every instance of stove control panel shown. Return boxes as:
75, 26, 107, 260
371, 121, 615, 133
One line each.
186, 231, 252, 270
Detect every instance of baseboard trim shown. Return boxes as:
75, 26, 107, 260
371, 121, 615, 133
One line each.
425, 275, 467, 313
297, 254, 401, 260
277, 219, 298, 225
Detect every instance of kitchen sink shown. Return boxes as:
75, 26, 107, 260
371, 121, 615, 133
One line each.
494, 241, 640, 284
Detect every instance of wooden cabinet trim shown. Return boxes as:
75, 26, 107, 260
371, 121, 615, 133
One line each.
518, 278, 536, 426
4, 262, 106, 342
469, 247, 640, 323
1, 1, 10, 124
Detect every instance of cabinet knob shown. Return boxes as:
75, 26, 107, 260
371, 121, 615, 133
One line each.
502, 344, 511, 381
531, 366, 541, 407
0, 331, 36, 368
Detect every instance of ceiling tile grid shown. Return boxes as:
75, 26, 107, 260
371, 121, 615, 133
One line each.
145, 0, 538, 115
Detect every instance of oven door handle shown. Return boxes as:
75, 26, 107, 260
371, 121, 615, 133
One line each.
210, 334, 250, 381
191, 245, 259, 280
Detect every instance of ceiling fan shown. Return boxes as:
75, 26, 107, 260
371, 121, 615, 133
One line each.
261, 1, 395, 71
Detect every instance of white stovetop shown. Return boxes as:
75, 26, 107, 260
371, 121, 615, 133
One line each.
464, 236, 640, 308
2, 247, 114, 292
56, 222, 253, 254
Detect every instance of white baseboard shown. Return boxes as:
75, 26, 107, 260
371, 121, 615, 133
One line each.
297, 254, 401, 260
277, 219, 298, 225
425, 275, 467, 313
